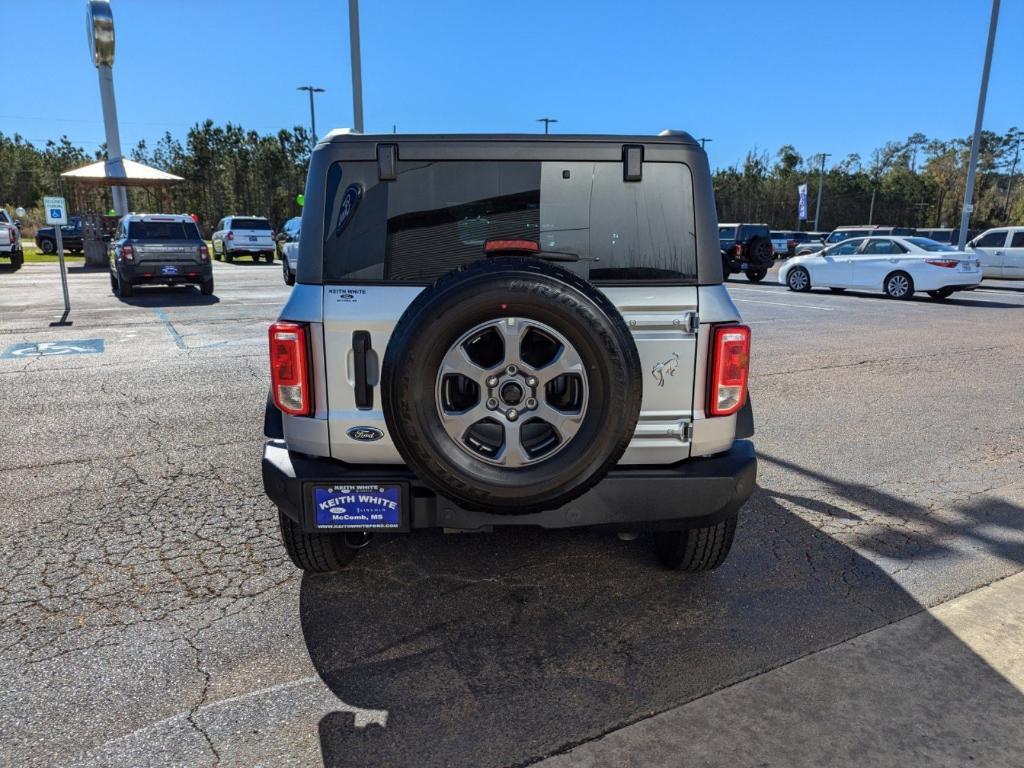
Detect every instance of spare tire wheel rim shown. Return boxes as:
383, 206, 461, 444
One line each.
435, 316, 588, 467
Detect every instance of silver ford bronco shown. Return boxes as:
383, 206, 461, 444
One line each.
262, 130, 756, 572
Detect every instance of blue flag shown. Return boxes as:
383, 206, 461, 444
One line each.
798, 184, 809, 221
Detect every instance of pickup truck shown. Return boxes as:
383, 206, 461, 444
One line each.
0, 209, 24, 268
35, 216, 84, 254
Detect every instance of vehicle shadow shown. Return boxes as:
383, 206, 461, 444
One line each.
114, 285, 220, 307
298, 471, 1024, 767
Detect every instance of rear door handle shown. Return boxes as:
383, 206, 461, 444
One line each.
352, 331, 373, 410
995, 251, 1004, 256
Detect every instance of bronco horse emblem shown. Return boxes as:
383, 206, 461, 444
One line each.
652, 352, 680, 387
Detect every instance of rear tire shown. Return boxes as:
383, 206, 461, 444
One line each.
110, 271, 118, 291
200, 278, 215, 296
927, 287, 954, 300
277, 511, 358, 573
40, 239, 55, 255
884, 271, 914, 299
787, 266, 811, 292
117, 272, 134, 298
283, 261, 295, 286
654, 514, 738, 571
11, 250, 24, 268
224, 249, 233, 263
213, 244, 222, 261
746, 267, 767, 282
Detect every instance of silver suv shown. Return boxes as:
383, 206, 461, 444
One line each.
262, 131, 756, 573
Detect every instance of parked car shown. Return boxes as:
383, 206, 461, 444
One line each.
281, 221, 299, 286
262, 130, 756, 574
914, 228, 981, 245
276, 216, 301, 259
779, 235, 981, 299
770, 231, 797, 258
108, 213, 213, 298
35, 216, 84, 254
968, 227, 1024, 279
212, 216, 276, 262
719, 222, 774, 281
794, 225, 914, 255
0, 209, 23, 268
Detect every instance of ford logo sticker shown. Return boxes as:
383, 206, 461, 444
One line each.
334, 183, 363, 237
347, 426, 384, 442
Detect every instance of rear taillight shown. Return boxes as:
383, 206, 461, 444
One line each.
226, 231, 234, 241
735, 243, 744, 256
925, 259, 958, 269
787, 239, 796, 250
269, 322, 312, 416
122, 244, 135, 263
708, 324, 751, 417
199, 244, 209, 261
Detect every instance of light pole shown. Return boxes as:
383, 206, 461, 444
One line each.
812, 152, 831, 231
698, 137, 712, 149
348, 0, 364, 133
537, 117, 558, 134
957, 0, 1000, 250
86, 1, 127, 218
297, 85, 325, 147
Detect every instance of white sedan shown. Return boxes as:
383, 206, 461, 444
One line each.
778, 236, 982, 299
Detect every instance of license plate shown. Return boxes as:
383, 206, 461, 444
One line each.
311, 483, 405, 530
161, 265, 178, 275
249, 236, 258, 242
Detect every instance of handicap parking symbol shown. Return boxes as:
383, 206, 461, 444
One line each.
1, 339, 105, 359
50, 208, 62, 220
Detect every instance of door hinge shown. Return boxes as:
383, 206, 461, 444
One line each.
683, 312, 699, 333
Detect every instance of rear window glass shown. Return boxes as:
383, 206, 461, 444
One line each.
231, 218, 271, 230
128, 221, 201, 240
322, 160, 697, 284
719, 227, 737, 239
906, 237, 955, 252
1011, 232, 1024, 248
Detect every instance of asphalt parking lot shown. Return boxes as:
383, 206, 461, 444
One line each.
2, 260, 1023, 767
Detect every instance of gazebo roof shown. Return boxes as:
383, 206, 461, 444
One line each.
61, 158, 183, 187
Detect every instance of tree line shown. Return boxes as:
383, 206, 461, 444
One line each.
2, 123, 1021, 235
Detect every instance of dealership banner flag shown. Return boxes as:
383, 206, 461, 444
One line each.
798, 183, 809, 221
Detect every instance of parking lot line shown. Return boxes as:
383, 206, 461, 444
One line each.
152, 308, 186, 349
732, 298, 835, 311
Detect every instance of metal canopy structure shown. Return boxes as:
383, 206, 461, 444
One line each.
60, 158, 183, 187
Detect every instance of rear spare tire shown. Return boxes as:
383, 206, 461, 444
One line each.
381, 257, 643, 514
747, 236, 773, 266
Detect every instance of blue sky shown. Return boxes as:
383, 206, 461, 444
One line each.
2, 0, 1021, 170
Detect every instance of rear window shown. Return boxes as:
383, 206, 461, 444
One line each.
1011, 232, 1024, 247
322, 160, 697, 284
231, 218, 271, 231
906, 237, 956, 252
128, 221, 201, 240
739, 225, 769, 239
826, 229, 868, 244
719, 226, 737, 239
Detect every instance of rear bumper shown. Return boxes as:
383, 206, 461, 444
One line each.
120, 262, 211, 283
263, 439, 757, 533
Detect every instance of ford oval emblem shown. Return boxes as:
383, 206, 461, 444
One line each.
347, 426, 384, 442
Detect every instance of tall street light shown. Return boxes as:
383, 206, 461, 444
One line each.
957, 0, 1000, 250
348, 0, 364, 133
698, 137, 712, 149
812, 152, 831, 231
297, 85, 325, 147
537, 117, 558, 134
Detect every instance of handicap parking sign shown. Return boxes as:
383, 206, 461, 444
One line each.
1, 339, 104, 359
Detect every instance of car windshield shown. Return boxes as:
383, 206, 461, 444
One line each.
906, 237, 956, 252
231, 218, 271, 230
719, 226, 737, 239
128, 221, 201, 240
322, 159, 697, 284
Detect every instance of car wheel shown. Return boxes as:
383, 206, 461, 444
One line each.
213, 243, 222, 261
381, 257, 643, 514
277, 511, 358, 573
653, 513, 738, 571
225, 251, 233, 263
11, 250, 24, 269
746, 267, 767, 282
787, 266, 811, 292
927, 287, 954, 300
884, 271, 914, 299
109, 271, 118, 292
117, 272, 134, 298
200, 278, 215, 296
721, 253, 733, 280
283, 261, 295, 286
829, 287, 846, 293
39, 239, 56, 254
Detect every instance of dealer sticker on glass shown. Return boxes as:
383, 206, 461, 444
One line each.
313, 483, 403, 529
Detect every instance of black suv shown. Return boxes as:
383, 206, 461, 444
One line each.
35, 216, 84, 254
108, 214, 213, 298
719, 223, 773, 282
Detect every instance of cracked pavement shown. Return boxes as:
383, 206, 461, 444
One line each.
1, 263, 1023, 767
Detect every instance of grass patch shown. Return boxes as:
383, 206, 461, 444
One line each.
23, 251, 85, 264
